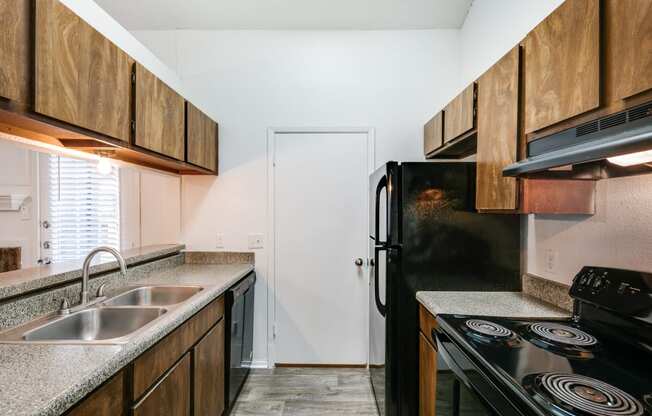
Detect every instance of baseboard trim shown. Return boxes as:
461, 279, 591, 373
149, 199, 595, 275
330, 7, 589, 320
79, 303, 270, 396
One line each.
275, 363, 367, 368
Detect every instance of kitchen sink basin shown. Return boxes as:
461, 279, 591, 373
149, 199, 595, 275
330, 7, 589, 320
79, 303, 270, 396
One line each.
21, 307, 167, 343
102, 285, 203, 307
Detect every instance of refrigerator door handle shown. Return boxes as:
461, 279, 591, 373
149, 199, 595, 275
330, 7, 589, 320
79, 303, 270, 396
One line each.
374, 175, 388, 245
373, 244, 387, 317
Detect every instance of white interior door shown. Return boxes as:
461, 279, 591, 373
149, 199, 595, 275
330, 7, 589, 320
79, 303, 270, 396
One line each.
274, 131, 370, 365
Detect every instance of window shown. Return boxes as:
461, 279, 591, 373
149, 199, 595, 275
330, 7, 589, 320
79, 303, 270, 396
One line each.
45, 155, 120, 263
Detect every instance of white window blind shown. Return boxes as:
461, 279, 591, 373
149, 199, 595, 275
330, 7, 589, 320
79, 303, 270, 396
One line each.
47, 155, 120, 262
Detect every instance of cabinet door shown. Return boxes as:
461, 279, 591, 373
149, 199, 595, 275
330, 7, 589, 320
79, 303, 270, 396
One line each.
187, 102, 218, 172
605, 0, 652, 101
134, 63, 185, 160
67, 372, 124, 416
476, 47, 520, 211
523, 0, 600, 134
423, 112, 443, 156
193, 319, 226, 416
35, 0, 133, 142
133, 353, 191, 416
133, 296, 224, 400
443, 84, 475, 143
419, 332, 437, 416
0, 0, 30, 102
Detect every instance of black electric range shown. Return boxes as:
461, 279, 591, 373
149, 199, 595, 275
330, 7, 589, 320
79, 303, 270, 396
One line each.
433, 266, 652, 416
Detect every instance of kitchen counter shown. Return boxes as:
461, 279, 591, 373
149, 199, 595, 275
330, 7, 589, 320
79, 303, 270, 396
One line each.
0, 262, 254, 416
416, 291, 569, 319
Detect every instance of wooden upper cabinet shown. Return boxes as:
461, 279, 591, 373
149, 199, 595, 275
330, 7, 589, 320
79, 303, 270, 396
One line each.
604, 0, 652, 102
0, 0, 31, 102
134, 63, 185, 160
187, 102, 218, 172
476, 47, 520, 211
443, 84, 475, 143
423, 112, 443, 156
35, 0, 133, 142
522, 0, 600, 135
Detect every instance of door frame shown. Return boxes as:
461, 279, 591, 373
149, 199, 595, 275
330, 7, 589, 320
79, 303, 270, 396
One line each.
265, 127, 376, 367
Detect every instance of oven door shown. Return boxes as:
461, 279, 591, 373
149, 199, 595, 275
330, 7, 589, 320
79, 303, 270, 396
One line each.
433, 329, 524, 416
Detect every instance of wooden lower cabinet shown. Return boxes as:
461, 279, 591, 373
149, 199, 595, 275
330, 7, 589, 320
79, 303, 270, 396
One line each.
133, 354, 191, 416
132, 296, 225, 399
193, 319, 226, 416
419, 305, 438, 416
66, 372, 125, 416
419, 332, 437, 416
68, 295, 226, 416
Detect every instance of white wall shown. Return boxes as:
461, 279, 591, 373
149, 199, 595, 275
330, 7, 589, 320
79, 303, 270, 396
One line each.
458, 0, 652, 285
0, 140, 39, 267
132, 29, 461, 366
120, 168, 182, 250
458, 0, 563, 87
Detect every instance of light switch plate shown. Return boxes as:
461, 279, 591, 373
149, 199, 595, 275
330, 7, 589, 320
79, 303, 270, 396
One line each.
20, 201, 31, 221
248, 233, 264, 249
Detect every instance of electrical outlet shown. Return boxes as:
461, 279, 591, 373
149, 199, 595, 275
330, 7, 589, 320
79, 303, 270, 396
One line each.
216, 233, 225, 249
545, 249, 558, 274
248, 233, 264, 249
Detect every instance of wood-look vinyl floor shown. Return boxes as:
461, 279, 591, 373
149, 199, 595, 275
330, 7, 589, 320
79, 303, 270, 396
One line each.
230, 367, 379, 415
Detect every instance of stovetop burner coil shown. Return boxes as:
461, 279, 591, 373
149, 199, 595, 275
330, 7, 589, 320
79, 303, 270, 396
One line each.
465, 319, 513, 338
530, 322, 598, 347
535, 373, 644, 416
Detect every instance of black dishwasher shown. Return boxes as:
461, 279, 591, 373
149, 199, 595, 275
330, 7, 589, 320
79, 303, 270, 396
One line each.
226, 272, 256, 409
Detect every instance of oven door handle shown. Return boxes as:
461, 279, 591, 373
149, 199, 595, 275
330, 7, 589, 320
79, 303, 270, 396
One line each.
433, 329, 472, 386
434, 328, 540, 416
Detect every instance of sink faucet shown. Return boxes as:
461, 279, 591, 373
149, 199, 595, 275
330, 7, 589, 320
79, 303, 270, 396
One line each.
81, 246, 127, 306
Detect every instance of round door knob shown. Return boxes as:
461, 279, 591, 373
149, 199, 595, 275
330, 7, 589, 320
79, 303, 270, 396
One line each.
354, 258, 364, 266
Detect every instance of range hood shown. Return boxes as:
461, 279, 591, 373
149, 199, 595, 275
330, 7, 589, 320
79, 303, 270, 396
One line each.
504, 101, 652, 177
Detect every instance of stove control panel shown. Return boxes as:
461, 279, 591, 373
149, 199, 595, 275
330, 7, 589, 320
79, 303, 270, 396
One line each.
571, 266, 652, 322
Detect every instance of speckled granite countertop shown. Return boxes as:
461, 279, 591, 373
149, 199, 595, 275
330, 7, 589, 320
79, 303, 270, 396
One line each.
416, 291, 570, 319
0, 244, 185, 301
0, 262, 254, 416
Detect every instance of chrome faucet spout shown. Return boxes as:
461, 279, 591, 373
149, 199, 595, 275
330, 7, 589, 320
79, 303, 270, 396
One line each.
80, 246, 127, 306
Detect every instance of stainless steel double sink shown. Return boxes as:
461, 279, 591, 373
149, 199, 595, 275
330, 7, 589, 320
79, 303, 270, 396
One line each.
0, 285, 204, 344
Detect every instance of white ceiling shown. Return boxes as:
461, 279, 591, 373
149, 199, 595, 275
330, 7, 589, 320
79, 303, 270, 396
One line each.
94, 0, 474, 31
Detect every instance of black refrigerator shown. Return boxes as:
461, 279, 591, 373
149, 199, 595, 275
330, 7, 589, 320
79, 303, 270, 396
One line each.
369, 162, 521, 416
